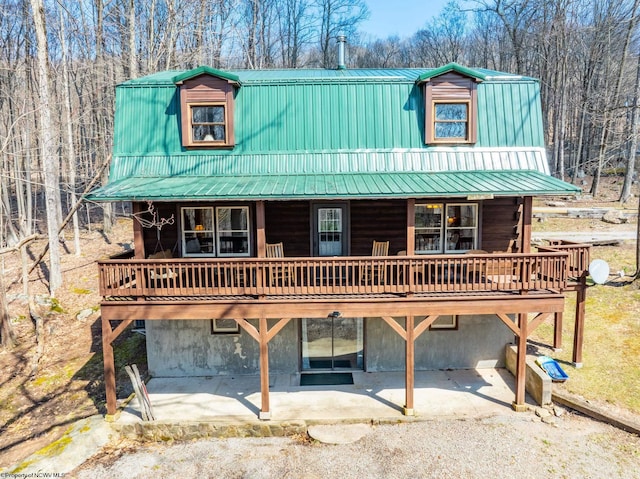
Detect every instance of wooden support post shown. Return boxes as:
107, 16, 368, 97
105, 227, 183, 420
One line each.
512, 313, 528, 412
406, 199, 415, 256
553, 311, 563, 351
132, 202, 145, 259
404, 315, 415, 416
102, 317, 117, 416
256, 201, 266, 258
521, 196, 532, 253
259, 316, 271, 420
256, 201, 266, 296
573, 276, 587, 367
406, 199, 415, 295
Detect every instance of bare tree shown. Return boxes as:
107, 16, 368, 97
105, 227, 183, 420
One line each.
590, 0, 640, 197
620, 53, 640, 203
353, 36, 408, 68
128, 0, 138, 77
472, 0, 540, 73
315, 0, 369, 68
412, 1, 468, 66
277, 0, 314, 67
58, 4, 81, 256
29, 0, 62, 295
0, 262, 16, 348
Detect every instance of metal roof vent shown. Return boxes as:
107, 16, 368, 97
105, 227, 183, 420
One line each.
337, 35, 347, 70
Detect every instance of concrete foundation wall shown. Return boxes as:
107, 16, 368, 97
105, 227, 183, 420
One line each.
146, 314, 512, 377
365, 315, 513, 371
146, 319, 299, 377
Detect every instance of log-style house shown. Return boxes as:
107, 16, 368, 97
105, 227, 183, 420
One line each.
89, 61, 588, 419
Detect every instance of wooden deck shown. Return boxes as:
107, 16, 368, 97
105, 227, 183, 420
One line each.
98, 243, 591, 418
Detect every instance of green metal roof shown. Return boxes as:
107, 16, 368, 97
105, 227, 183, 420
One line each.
97, 65, 573, 204
415, 62, 487, 83
88, 170, 580, 202
119, 67, 536, 87
107, 148, 551, 181
172, 66, 241, 85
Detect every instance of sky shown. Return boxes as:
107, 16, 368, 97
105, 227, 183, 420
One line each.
361, 0, 454, 39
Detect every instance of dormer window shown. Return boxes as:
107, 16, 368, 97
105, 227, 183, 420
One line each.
433, 102, 469, 141
190, 104, 227, 144
175, 67, 240, 149
419, 66, 480, 145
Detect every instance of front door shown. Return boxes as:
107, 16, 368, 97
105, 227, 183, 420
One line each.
301, 317, 364, 370
313, 204, 348, 256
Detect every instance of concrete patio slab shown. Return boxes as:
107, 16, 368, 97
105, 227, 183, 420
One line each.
117, 368, 532, 425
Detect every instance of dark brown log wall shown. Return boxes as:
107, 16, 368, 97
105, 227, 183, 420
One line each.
480, 197, 522, 253
140, 197, 524, 258
350, 200, 406, 255
264, 201, 310, 256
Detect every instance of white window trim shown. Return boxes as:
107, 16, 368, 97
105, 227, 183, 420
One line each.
215, 206, 251, 257
445, 203, 478, 253
181, 206, 215, 257
416, 202, 478, 254
211, 318, 241, 335
430, 315, 458, 330
415, 203, 444, 254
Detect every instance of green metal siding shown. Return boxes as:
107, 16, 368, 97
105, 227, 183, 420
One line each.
114, 86, 180, 156
233, 82, 424, 152
476, 82, 544, 147
114, 78, 543, 156
416, 62, 487, 83
119, 67, 535, 86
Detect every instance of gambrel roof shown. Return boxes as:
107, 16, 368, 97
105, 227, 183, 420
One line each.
89, 65, 579, 201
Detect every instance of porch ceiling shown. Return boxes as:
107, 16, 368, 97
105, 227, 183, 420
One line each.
87, 170, 580, 202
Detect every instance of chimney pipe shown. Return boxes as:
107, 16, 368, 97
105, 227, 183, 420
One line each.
337, 35, 346, 70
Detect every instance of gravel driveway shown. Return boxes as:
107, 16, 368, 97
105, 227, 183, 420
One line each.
75, 411, 640, 479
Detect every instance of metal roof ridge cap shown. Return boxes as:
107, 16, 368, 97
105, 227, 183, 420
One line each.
239, 77, 415, 85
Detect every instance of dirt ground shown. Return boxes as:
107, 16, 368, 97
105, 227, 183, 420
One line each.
0, 218, 137, 468
0, 176, 638, 469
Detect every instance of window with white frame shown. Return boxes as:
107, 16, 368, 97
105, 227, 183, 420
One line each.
216, 206, 250, 256
211, 318, 240, 334
415, 203, 478, 254
430, 315, 458, 330
182, 207, 215, 256
181, 206, 250, 257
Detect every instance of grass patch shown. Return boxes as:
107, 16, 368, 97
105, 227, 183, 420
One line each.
49, 298, 65, 313
71, 287, 93, 295
531, 244, 640, 414
31, 366, 76, 388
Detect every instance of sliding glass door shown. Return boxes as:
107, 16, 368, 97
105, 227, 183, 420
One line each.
301, 317, 363, 370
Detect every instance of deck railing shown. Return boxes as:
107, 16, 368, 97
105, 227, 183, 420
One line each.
537, 240, 591, 280
98, 252, 569, 299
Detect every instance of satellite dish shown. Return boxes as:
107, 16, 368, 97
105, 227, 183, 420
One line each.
589, 259, 610, 285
